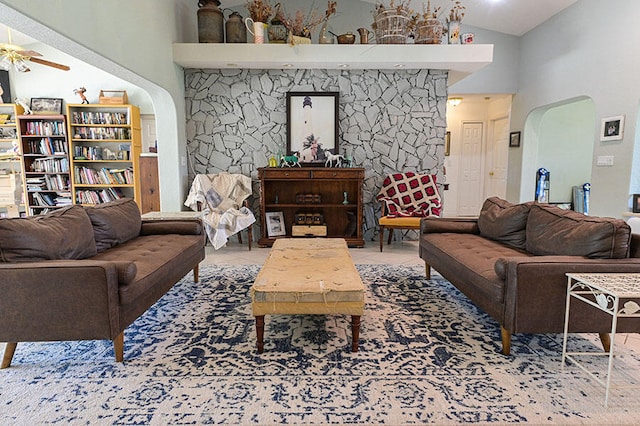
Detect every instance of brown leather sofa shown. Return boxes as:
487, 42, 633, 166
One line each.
0, 198, 206, 367
419, 197, 640, 355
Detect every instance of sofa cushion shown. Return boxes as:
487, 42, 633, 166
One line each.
478, 197, 531, 250
0, 205, 97, 262
526, 204, 631, 259
85, 198, 142, 252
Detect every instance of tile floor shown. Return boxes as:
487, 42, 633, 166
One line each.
204, 237, 640, 351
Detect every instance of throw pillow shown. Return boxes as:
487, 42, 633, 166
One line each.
477, 197, 531, 250
85, 198, 142, 252
0, 205, 97, 262
526, 204, 631, 259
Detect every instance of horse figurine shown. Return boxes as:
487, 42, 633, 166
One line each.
74, 87, 89, 104
280, 152, 301, 167
15, 98, 32, 115
324, 151, 345, 168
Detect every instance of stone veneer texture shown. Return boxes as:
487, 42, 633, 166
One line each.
184, 68, 448, 241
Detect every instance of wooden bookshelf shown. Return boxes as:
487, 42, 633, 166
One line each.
17, 114, 71, 215
66, 104, 141, 206
0, 103, 24, 216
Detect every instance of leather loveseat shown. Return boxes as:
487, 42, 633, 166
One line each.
0, 198, 206, 367
419, 197, 640, 355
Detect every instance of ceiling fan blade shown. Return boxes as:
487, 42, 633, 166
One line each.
16, 49, 42, 57
28, 56, 70, 71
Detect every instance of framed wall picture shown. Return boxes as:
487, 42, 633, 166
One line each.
30, 98, 63, 115
265, 211, 286, 237
633, 193, 640, 213
509, 131, 521, 147
600, 115, 625, 141
445, 131, 451, 156
286, 91, 339, 166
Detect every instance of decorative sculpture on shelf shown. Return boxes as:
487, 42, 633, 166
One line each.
14, 98, 31, 115
73, 87, 89, 104
280, 152, 301, 167
324, 151, 344, 167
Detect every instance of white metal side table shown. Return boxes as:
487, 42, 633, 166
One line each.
562, 273, 640, 407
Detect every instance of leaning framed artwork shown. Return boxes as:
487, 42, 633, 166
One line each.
265, 211, 286, 237
30, 98, 63, 115
286, 91, 339, 166
600, 115, 625, 141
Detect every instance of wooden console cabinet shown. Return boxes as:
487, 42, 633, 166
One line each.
258, 167, 364, 247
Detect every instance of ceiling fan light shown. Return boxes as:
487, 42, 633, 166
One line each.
0, 56, 11, 71
14, 58, 30, 72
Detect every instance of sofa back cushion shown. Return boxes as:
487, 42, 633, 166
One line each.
85, 198, 142, 252
0, 205, 97, 262
526, 204, 631, 259
477, 197, 532, 250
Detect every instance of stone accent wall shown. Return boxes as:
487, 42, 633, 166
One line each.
184, 68, 448, 241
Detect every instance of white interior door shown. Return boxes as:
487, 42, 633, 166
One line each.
140, 114, 156, 153
457, 122, 484, 216
485, 116, 509, 198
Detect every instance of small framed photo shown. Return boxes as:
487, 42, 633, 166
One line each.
601, 115, 625, 141
286, 91, 339, 166
509, 131, 521, 147
633, 194, 640, 213
30, 98, 63, 115
445, 131, 451, 156
265, 211, 286, 237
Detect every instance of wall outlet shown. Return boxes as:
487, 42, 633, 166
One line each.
596, 155, 614, 166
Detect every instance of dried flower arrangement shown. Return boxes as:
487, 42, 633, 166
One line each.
447, 0, 465, 23
245, 0, 273, 23
280, 3, 328, 38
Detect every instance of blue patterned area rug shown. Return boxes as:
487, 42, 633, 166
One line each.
2, 265, 640, 424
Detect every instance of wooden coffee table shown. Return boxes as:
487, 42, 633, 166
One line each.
251, 238, 365, 353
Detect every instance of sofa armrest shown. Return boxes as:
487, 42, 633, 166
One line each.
499, 256, 640, 333
140, 219, 203, 236
421, 217, 480, 234
0, 260, 122, 341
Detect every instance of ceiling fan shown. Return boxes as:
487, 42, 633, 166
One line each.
0, 28, 70, 72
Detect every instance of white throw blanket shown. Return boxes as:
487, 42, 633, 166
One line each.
184, 173, 256, 249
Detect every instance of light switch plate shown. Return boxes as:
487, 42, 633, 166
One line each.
596, 155, 614, 166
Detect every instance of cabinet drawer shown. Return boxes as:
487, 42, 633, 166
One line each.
311, 169, 363, 179
260, 169, 311, 179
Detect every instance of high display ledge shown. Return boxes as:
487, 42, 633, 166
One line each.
173, 43, 493, 85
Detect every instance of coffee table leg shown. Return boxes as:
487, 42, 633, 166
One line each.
351, 315, 361, 352
255, 315, 265, 353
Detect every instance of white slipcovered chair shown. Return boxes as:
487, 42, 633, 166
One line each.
184, 173, 255, 250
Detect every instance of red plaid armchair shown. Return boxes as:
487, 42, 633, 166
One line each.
376, 172, 442, 252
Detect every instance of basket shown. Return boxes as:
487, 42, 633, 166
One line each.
415, 18, 443, 44
373, 8, 411, 44
99, 90, 128, 105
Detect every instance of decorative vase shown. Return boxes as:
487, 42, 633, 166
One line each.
245, 18, 267, 44
343, 191, 349, 205
225, 11, 247, 43
448, 20, 461, 44
318, 20, 334, 44
288, 32, 312, 45
197, 0, 224, 43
